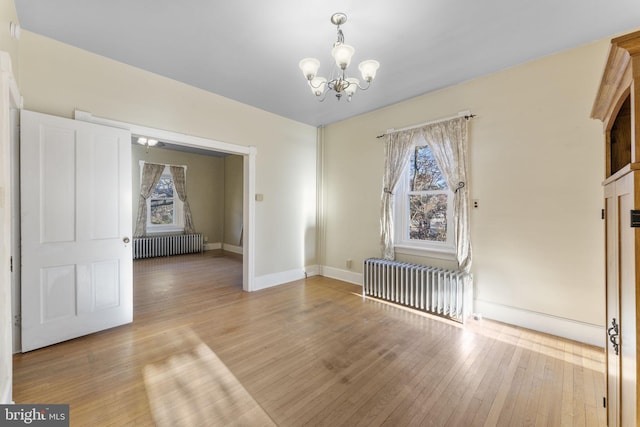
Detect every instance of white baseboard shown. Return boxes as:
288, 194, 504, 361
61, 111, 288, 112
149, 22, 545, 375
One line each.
222, 243, 243, 255
320, 266, 363, 286
304, 265, 321, 277
474, 299, 604, 347
206, 242, 243, 255
251, 265, 348, 291
313, 267, 602, 346
253, 268, 306, 291
204, 242, 221, 251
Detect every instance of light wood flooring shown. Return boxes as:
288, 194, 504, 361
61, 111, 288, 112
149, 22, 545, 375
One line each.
13, 252, 606, 426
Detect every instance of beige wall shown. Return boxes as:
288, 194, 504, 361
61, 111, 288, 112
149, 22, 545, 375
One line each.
11, 10, 621, 344
322, 38, 609, 330
131, 145, 225, 243
224, 155, 243, 247
0, 0, 19, 79
18, 30, 318, 278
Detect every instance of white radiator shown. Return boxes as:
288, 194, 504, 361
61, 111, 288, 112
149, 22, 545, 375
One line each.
133, 233, 204, 259
363, 258, 472, 323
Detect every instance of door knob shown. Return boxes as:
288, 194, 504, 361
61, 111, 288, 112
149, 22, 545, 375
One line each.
607, 318, 619, 356
123, 237, 130, 244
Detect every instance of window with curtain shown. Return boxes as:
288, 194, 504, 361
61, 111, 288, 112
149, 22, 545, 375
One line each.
394, 142, 455, 257
381, 116, 471, 270
145, 166, 184, 233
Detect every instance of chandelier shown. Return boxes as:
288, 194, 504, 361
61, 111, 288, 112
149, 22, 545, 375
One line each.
299, 13, 380, 102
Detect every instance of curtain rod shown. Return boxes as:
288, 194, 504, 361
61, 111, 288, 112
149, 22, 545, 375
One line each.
375, 111, 476, 139
139, 160, 188, 171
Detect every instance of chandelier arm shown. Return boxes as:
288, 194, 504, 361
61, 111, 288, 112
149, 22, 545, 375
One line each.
354, 80, 373, 90
317, 88, 329, 102
327, 79, 339, 91
309, 79, 325, 89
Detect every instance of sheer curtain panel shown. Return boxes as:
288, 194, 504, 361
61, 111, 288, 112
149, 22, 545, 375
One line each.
169, 165, 196, 234
421, 117, 472, 272
380, 130, 419, 260
133, 162, 165, 237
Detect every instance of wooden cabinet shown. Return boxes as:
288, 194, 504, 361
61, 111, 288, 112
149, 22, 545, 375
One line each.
592, 30, 640, 427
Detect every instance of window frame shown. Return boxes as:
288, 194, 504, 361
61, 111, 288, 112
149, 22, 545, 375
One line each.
394, 144, 456, 260
141, 163, 185, 235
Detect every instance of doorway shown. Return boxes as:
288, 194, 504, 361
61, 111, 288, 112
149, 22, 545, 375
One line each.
74, 110, 256, 292
11, 110, 256, 353
131, 140, 244, 264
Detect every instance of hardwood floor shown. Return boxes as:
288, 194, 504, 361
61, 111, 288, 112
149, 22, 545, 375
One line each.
13, 252, 606, 426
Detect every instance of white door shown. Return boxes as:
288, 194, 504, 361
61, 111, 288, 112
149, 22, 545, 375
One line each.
20, 110, 133, 352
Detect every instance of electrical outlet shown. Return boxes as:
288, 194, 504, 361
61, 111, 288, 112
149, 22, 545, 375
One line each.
346, 259, 353, 269
473, 199, 479, 209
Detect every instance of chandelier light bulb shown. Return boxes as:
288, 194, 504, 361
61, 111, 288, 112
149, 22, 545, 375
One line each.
331, 44, 355, 70
137, 137, 158, 146
359, 60, 380, 82
345, 78, 359, 96
299, 58, 320, 80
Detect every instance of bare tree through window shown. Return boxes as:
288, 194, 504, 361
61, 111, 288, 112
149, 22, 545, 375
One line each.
407, 146, 449, 242
150, 175, 175, 225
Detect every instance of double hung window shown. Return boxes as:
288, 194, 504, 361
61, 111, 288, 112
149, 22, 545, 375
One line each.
395, 144, 454, 257
146, 166, 184, 233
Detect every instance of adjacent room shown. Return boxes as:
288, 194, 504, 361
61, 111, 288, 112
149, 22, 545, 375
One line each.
1, 0, 640, 425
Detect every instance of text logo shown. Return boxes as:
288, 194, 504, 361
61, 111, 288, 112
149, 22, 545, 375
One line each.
0, 405, 69, 426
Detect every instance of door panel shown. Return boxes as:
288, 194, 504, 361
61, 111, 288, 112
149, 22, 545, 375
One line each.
41, 265, 77, 323
92, 260, 121, 310
20, 110, 132, 352
40, 126, 76, 243
80, 133, 121, 240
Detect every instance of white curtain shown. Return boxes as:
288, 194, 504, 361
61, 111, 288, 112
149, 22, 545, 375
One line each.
380, 116, 472, 272
169, 165, 196, 235
421, 117, 472, 272
134, 162, 165, 237
380, 129, 419, 260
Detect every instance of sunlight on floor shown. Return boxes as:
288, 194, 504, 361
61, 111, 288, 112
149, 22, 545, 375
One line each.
465, 318, 605, 371
356, 292, 604, 372
143, 329, 275, 427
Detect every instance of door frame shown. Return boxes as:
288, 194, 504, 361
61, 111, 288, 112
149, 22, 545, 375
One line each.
73, 110, 256, 292
1, 50, 22, 403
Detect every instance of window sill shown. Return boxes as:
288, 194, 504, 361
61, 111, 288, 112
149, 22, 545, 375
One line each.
146, 226, 185, 235
394, 244, 456, 261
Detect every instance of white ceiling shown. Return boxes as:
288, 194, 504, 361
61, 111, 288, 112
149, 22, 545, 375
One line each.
14, 0, 640, 127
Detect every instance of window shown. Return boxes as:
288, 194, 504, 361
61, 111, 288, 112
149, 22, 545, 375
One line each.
395, 144, 455, 257
145, 166, 184, 233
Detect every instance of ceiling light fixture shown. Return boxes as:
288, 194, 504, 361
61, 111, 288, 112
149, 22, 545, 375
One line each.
137, 137, 158, 147
299, 12, 380, 102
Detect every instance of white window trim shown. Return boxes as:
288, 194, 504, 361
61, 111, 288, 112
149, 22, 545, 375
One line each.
140, 162, 185, 235
394, 151, 456, 260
